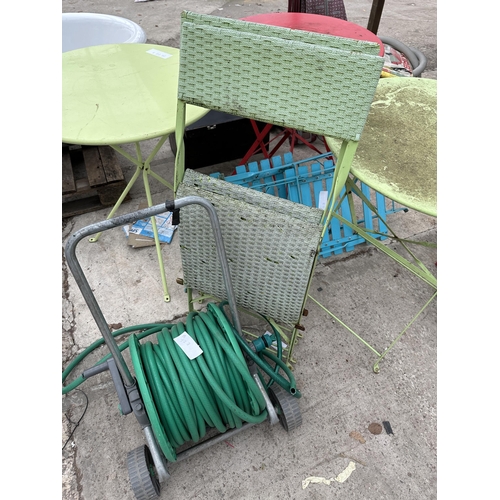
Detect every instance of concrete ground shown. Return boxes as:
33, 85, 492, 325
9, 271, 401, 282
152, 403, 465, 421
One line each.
61, 1, 438, 499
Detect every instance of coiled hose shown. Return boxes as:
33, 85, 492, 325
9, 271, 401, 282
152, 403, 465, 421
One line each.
62, 302, 298, 462
379, 35, 428, 77
216, 301, 300, 397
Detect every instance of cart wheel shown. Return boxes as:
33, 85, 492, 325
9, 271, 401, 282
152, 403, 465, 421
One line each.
268, 384, 302, 432
127, 445, 161, 500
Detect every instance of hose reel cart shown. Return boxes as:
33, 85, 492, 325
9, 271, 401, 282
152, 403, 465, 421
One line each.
63, 178, 324, 499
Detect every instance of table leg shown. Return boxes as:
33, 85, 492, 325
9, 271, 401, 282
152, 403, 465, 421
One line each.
88, 136, 173, 302
367, 0, 386, 34
239, 122, 274, 165
240, 120, 326, 166
372, 291, 437, 373
285, 130, 324, 156
142, 155, 170, 303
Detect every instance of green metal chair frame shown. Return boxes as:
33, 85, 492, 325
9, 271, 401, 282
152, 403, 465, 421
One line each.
319, 77, 437, 372
173, 11, 384, 366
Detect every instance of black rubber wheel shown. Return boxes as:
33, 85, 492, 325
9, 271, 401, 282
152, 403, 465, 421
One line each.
127, 445, 161, 500
268, 384, 302, 432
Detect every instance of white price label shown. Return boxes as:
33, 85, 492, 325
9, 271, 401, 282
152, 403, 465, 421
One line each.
146, 49, 172, 59
318, 191, 329, 210
174, 331, 203, 360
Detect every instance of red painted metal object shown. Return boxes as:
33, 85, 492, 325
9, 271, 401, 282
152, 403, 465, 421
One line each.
242, 12, 384, 55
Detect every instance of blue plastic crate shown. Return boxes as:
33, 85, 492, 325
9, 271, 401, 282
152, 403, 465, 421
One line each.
211, 152, 406, 257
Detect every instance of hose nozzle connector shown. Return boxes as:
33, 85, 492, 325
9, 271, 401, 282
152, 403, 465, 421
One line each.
252, 331, 276, 353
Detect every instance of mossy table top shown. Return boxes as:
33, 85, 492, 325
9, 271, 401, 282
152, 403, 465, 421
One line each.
326, 77, 437, 217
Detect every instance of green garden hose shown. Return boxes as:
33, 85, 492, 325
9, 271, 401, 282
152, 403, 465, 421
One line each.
62, 302, 298, 462
216, 301, 301, 398
62, 323, 168, 395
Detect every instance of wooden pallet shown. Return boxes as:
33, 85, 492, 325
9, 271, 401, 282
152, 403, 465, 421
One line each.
62, 145, 129, 218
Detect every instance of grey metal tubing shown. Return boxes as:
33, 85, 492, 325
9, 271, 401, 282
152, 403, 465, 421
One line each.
175, 422, 256, 462
174, 195, 244, 340
144, 425, 170, 483
65, 196, 262, 473
64, 197, 245, 384
64, 205, 171, 386
253, 372, 279, 425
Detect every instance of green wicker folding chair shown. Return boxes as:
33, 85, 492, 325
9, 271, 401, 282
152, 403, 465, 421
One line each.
172, 11, 384, 367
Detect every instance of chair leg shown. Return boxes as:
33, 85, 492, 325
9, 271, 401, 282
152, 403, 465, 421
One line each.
372, 292, 437, 373
307, 290, 436, 373
320, 140, 359, 230
173, 101, 187, 193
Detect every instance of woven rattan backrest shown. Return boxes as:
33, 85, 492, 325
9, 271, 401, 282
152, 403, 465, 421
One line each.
178, 11, 384, 141
182, 11, 378, 55
177, 170, 324, 325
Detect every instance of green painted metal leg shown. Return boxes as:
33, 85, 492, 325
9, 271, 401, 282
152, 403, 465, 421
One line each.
332, 211, 437, 289
284, 143, 359, 368
88, 137, 173, 302
320, 140, 359, 231
187, 287, 195, 312
307, 294, 384, 357
308, 291, 436, 373
372, 291, 437, 373
88, 163, 141, 243
142, 161, 170, 302
173, 101, 187, 193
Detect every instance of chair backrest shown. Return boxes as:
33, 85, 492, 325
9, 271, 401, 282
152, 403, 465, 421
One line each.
177, 11, 383, 143
181, 11, 376, 55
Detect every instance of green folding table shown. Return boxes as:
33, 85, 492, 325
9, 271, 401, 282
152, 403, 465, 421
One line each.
62, 43, 209, 301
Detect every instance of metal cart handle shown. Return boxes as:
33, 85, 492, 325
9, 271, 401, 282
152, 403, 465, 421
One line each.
64, 196, 243, 387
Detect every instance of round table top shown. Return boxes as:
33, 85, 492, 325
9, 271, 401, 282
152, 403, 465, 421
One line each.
242, 12, 384, 56
325, 78, 437, 217
62, 43, 209, 145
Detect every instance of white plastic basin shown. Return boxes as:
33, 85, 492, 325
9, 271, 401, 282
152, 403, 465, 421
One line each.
62, 12, 147, 52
